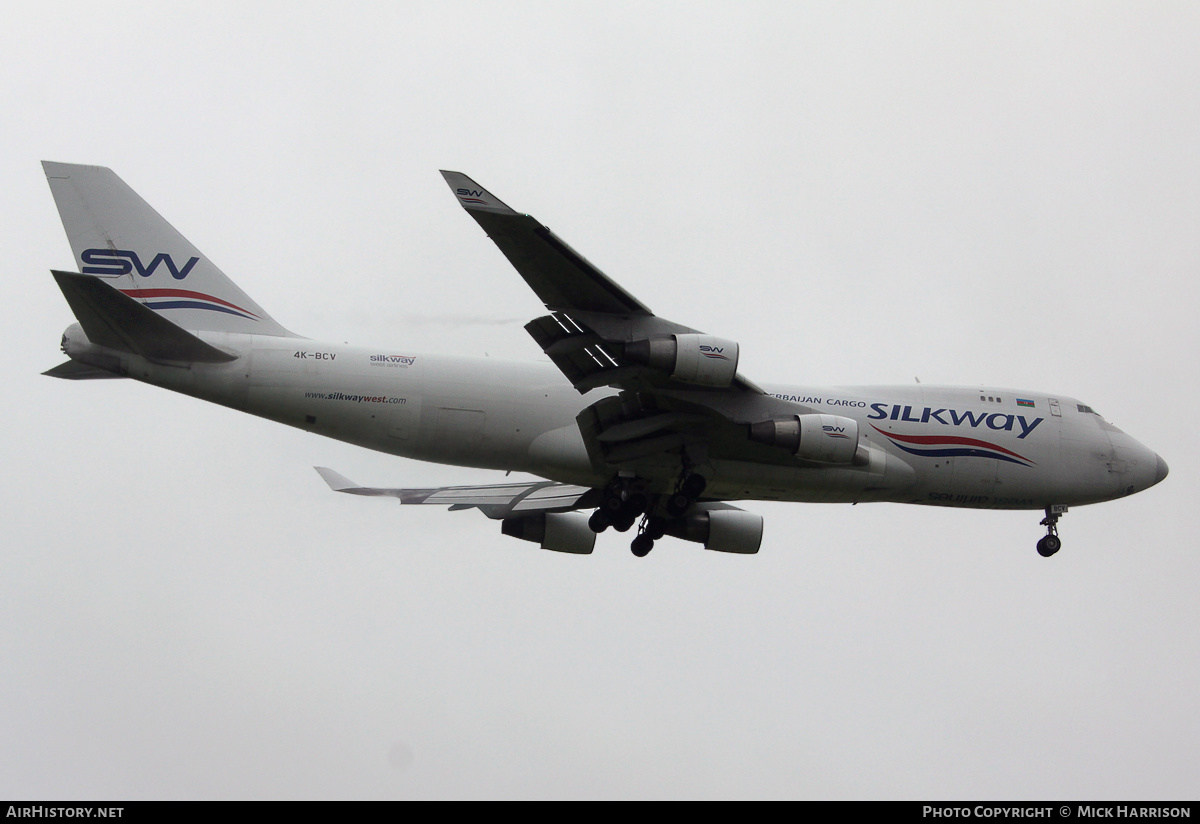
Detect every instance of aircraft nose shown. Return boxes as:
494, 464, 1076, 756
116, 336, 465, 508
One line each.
1108, 429, 1167, 497
1154, 453, 1169, 486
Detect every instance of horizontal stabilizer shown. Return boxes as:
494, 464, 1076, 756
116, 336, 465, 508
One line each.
53, 270, 236, 364
42, 360, 127, 380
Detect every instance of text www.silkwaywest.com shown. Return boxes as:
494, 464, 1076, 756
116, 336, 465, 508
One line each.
304, 391, 406, 404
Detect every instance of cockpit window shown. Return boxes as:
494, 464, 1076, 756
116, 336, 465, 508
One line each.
1078, 403, 1118, 430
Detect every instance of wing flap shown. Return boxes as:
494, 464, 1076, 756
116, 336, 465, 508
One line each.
315, 467, 598, 519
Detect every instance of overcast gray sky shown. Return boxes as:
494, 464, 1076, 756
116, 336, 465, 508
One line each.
3, 1, 1199, 800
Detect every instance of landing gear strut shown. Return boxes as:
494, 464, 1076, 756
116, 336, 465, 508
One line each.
628, 514, 669, 557
666, 472, 707, 517
631, 461, 708, 555
590, 463, 709, 557
1037, 506, 1067, 557
589, 477, 649, 537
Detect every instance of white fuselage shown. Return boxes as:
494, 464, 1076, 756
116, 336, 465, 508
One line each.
63, 325, 1163, 511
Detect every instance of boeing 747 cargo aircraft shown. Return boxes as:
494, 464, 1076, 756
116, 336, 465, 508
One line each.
43, 163, 1167, 557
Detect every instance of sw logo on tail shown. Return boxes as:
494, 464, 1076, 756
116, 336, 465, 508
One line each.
81, 248, 199, 280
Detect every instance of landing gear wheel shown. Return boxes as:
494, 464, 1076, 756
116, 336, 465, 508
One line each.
644, 515, 668, 541
1037, 535, 1062, 557
680, 474, 707, 499
613, 513, 637, 533
665, 492, 691, 518
1037, 506, 1066, 558
631, 534, 654, 557
588, 510, 610, 534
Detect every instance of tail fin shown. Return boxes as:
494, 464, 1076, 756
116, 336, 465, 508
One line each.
43, 162, 295, 338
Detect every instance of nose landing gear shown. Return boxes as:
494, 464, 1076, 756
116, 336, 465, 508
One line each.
1037, 506, 1067, 557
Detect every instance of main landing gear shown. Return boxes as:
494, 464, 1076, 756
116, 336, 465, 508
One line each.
666, 472, 707, 517
1037, 506, 1067, 557
631, 513, 669, 557
587, 478, 645, 535
587, 471, 708, 557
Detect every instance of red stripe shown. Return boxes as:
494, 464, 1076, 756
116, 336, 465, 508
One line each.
119, 288, 259, 318
871, 425, 1028, 461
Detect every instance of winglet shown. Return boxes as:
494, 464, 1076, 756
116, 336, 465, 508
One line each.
314, 467, 411, 498
439, 171, 519, 215
315, 466, 361, 492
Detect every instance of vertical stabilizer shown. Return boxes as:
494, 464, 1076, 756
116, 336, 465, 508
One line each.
43, 162, 295, 337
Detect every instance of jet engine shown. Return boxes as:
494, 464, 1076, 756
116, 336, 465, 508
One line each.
749, 413, 865, 464
624, 334, 739, 387
500, 512, 596, 554
664, 507, 763, 554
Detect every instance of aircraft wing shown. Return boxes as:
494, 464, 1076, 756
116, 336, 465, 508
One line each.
440, 171, 778, 393
441, 172, 822, 474
315, 467, 598, 519
440, 171, 653, 316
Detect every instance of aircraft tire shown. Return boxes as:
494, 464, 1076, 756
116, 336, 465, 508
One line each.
588, 510, 610, 533
666, 493, 690, 517
631, 534, 654, 557
681, 474, 707, 499
1037, 535, 1062, 557
645, 515, 668, 540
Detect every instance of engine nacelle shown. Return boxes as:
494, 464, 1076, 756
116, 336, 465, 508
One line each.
749, 413, 864, 464
500, 512, 596, 554
624, 334, 739, 387
666, 507, 763, 554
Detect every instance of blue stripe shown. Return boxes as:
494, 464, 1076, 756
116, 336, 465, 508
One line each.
890, 443, 1031, 466
142, 299, 255, 320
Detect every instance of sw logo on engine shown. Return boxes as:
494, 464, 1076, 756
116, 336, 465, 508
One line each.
81, 248, 199, 280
